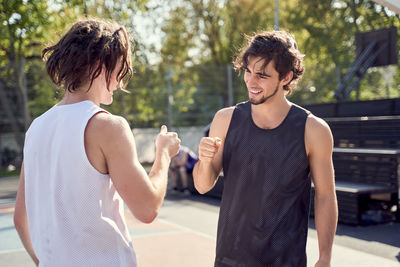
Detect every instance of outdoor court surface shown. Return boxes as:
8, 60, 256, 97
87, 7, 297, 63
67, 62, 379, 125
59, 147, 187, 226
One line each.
0, 177, 399, 267
0, 195, 217, 267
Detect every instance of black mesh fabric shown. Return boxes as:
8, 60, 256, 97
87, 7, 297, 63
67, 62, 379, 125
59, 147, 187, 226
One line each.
215, 101, 311, 267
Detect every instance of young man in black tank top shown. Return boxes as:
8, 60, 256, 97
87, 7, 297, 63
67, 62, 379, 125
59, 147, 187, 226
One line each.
193, 30, 338, 267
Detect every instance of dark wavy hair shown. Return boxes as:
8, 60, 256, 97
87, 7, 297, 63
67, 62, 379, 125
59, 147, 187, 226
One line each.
233, 30, 305, 95
42, 18, 133, 92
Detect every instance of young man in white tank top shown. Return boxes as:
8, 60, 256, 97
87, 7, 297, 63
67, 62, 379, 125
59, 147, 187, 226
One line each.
13, 19, 180, 266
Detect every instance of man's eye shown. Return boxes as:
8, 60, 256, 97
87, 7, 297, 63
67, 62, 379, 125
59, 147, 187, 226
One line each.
259, 75, 267, 79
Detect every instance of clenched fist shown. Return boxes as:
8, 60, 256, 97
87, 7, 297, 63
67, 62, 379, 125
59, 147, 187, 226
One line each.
198, 137, 222, 163
156, 125, 181, 158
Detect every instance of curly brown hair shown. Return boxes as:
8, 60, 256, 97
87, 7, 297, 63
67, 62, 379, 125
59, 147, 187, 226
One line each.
233, 30, 305, 95
42, 18, 133, 93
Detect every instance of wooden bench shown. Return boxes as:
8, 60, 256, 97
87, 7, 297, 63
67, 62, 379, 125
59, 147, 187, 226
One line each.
311, 147, 400, 225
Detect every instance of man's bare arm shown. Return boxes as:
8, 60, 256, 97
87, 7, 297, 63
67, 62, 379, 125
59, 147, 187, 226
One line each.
14, 163, 39, 266
306, 115, 338, 267
88, 114, 180, 223
193, 107, 234, 194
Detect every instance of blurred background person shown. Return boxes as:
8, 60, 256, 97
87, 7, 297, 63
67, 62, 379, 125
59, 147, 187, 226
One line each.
169, 146, 198, 195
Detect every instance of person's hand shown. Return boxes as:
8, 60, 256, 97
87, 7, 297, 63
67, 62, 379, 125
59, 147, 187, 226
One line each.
156, 125, 180, 158
314, 258, 330, 267
198, 137, 221, 163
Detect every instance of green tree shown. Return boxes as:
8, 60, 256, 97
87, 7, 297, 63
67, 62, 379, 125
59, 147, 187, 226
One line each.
0, 0, 53, 156
0, 0, 151, 167
287, 0, 400, 104
151, 0, 277, 126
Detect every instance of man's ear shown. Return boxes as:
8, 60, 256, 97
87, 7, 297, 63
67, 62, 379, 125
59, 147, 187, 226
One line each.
282, 71, 293, 86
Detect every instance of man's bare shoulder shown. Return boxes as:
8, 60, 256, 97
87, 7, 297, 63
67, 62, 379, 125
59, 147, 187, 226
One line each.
210, 106, 235, 135
305, 114, 333, 150
86, 112, 131, 140
213, 106, 235, 123
216, 106, 235, 117
306, 114, 331, 134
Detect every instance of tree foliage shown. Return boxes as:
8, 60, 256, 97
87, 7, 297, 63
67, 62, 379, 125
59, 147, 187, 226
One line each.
0, 0, 55, 154
286, 0, 400, 103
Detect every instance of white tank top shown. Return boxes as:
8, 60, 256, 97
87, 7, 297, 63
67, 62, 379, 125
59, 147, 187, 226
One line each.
23, 100, 137, 267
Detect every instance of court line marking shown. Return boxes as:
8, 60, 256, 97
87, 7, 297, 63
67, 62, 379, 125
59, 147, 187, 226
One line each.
131, 217, 216, 240
0, 248, 25, 255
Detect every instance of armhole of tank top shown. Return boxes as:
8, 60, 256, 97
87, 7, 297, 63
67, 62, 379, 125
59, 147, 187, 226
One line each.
224, 103, 246, 143
223, 106, 238, 143
303, 111, 311, 162
222, 105, 240, 175
81, 110, 110, 177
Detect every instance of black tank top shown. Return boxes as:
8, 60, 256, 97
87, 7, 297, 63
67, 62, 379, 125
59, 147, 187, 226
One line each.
215, 101, 311, 267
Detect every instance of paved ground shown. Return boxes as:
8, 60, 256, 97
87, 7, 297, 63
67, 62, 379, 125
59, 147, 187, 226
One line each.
0, 176, 399, 267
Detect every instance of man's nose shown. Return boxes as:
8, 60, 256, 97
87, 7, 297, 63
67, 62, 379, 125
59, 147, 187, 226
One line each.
246, 74, 256, 86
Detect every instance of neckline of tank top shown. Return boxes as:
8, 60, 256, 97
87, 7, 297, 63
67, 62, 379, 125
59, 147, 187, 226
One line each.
54, 100, 97, 108
248, 103, 295, 132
